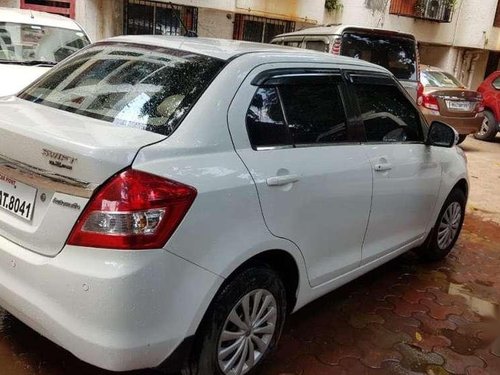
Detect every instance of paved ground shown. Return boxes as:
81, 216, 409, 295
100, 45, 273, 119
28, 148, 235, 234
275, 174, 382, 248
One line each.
258, 214, 500, 375
0, 139, 499, 375
461, 135, 500, 224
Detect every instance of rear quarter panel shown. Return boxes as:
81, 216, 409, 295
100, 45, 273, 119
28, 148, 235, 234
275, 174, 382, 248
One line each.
132, 56, 311, 317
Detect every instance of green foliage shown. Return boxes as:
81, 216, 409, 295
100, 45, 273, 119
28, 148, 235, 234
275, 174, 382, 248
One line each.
325, 0, 343, 13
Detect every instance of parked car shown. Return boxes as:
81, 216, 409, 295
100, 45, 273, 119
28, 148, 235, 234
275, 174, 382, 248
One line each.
418, 65, 484, 144
0, 7, 90, 96
0, 36, 468, 374
270, 25, 419, 99
475, 71, 500, 141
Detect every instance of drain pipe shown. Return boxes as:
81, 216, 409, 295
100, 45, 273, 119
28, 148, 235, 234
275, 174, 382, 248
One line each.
460, 51, 473, 87
467, 53, 481, 89
454, 49, 464, 78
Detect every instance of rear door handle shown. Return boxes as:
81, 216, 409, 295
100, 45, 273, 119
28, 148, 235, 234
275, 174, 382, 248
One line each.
266, 174, 300, 186
374, 163, 392, 172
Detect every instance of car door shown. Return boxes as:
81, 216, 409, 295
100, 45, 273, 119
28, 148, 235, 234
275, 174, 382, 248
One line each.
228, 65, 373, 287
347, 72, 443, 263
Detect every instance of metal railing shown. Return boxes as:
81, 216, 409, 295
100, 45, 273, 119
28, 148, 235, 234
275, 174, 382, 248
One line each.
389, 0, 454, 23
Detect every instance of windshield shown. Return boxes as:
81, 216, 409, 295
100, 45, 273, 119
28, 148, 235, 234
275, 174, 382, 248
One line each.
0, 22, 89, 65
341, 32, 417, 81
421, 70, 463, 88
19, 42, 225, 136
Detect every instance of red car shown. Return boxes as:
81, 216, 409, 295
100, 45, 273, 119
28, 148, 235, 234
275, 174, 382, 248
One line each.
475, 71, 500, 141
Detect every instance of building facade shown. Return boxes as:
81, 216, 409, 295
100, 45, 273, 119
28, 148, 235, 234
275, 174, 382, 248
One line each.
325, 0, 500, 90
2, 0, 500, 89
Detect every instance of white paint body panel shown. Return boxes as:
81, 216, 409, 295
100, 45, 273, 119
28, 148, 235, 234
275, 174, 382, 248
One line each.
0, 37, 469, 372
227, 62, 372, 287
361, 144, 443, 262
0, 65, 50, 97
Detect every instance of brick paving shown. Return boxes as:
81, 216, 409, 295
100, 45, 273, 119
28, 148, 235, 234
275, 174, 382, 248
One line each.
0, 214, 498, 375
258, 215, 500, 375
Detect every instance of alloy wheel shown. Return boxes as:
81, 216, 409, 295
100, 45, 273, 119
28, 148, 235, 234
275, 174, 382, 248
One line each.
437, 201, 462, 250
478, 117, 490, 136
217, 289, 277, 375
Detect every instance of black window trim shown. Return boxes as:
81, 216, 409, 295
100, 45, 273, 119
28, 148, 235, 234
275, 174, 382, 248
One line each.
247, 68, 362, 151
343, 70, 428, 145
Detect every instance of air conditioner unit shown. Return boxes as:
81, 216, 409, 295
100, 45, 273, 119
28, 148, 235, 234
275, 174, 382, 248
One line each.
423, 0, 445, 20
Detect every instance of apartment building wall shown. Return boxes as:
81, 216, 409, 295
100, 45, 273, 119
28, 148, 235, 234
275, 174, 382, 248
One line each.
322, 0, 500, 88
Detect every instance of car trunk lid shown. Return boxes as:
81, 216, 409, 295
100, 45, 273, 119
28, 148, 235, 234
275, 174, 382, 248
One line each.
429, 88, 482, 117
0, 97, 164, 256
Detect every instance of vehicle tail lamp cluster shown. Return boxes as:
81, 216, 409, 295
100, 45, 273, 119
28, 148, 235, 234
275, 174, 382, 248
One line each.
331, 36, 342, 55
418, 83, 440, 112
67, 169, 197, 249
475, 94, 485, 113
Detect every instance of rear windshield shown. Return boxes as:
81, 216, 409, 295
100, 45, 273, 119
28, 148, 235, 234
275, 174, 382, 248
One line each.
19, 42, 225, 136
341, 32, 417, 81
421, 70, 463, 88
0, 21, 89, 65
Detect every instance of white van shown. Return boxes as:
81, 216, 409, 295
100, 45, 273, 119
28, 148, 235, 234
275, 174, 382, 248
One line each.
0, 7, 90, 96
271, 25, 419, 99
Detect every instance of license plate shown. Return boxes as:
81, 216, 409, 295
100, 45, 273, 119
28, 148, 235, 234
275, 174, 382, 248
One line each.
446, 100, 473, 111
0, 173, 37, 221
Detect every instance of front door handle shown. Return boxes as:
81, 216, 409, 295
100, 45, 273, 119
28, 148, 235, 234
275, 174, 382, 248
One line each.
266, 174, 300, 186
374, 163, 392, 172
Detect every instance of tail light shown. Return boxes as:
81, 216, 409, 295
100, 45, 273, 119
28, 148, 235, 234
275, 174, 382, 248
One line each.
67, 169, 197, 250
475, 94, 485, 113
331, 36, 342, 55
421, 93, 440, 111
417, 82, 424, 105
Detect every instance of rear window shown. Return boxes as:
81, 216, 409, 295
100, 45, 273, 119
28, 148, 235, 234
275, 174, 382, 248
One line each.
341, 32, 417, 81
19, 42, 225, 136
421, 70, 463, 88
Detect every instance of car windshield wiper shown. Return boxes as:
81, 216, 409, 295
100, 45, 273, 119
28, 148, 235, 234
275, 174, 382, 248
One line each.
0, 59, 57, 66
20, 60, 57, 66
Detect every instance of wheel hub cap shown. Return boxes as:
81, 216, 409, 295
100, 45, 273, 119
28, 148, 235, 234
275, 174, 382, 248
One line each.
479, 117, 489, 135
437, 201, 462, 250
217, 289, 277, 375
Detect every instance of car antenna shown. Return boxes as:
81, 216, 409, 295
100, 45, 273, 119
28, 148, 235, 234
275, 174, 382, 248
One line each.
168, 2, 197, 37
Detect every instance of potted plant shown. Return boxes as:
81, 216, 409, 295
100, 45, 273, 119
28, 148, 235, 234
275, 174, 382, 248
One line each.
325, 0, 343, 13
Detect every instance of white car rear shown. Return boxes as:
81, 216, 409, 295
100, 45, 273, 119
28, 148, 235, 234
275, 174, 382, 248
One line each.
0, 36, 468, 374
0, 7, 90, 96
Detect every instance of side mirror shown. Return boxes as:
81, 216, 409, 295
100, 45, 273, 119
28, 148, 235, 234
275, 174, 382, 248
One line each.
427, 121, 459, 148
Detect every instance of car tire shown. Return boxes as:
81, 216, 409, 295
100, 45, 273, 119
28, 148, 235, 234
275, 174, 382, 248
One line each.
457, 134, 467, 144
474, 110, 498, 141
418, 188, 466, 262
182, 266, 287, 375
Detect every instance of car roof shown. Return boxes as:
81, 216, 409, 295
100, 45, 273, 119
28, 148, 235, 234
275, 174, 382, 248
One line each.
273, 24, 416, 40
107, 35, 388, 71
0, 7, 82, 30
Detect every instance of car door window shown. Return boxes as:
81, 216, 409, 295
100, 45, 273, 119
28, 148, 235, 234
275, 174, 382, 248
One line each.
305, 40, 328, 52
284, 40, 301, 47
246, 87, 291, 148
245, 75, 349, 149
352, 79, 424, 143
279, 83, 348, 145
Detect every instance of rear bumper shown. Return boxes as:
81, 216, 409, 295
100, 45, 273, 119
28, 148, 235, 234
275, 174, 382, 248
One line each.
422, 110, 484, 135
0, 235, 223, 371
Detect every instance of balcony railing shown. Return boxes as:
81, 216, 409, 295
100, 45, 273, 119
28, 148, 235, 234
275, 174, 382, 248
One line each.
389, 0, 454, 23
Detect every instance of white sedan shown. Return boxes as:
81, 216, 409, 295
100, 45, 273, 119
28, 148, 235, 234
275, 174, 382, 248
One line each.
0, 35, 468, 374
